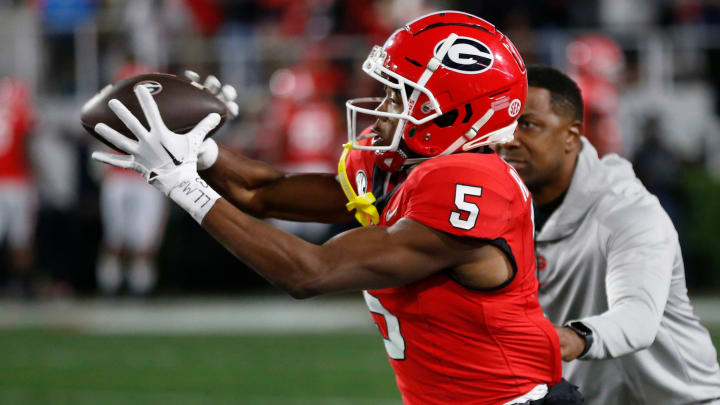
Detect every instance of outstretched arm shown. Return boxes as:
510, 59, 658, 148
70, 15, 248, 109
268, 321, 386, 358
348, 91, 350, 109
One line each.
90, 85, 471, 297
202, 198, 476, 298
200, 146, 352, 223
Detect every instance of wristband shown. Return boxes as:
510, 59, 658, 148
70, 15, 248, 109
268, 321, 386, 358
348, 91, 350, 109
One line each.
168, 175, 221, 224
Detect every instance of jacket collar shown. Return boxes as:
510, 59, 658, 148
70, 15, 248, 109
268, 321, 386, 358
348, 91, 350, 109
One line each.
535, 137, 604, 242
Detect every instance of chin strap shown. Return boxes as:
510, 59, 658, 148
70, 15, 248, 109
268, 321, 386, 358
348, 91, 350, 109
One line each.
462, 119, 518, 151
337, 143, 380, 226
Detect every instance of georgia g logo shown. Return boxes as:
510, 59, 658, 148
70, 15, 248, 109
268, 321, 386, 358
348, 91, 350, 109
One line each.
434, 37, 494, 74
134, 80, 163, 95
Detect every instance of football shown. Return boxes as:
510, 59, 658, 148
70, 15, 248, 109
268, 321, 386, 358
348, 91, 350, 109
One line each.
80, 73, 229, 151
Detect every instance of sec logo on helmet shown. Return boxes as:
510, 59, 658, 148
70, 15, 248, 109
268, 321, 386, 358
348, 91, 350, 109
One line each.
434, 37, 494, 74
508, 99, 522, 117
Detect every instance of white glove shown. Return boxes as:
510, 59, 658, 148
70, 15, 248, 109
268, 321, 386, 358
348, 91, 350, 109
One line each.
197, 137, 219, 171
184, 70, 240, 119
92, 85, 222, 223
184, 70, 235, 171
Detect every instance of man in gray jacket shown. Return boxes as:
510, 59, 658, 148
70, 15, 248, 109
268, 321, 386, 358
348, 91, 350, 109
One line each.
496, 65, 720, 404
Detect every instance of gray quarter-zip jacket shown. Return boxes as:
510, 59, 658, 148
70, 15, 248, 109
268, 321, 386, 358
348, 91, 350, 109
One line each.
536, 137, 720, 404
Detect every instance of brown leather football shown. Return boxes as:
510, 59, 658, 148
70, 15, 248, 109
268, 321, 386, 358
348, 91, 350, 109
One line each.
80, 73, 228, 151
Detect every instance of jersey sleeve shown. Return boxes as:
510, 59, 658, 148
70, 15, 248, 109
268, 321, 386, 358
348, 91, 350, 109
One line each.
402, 156, 517, 240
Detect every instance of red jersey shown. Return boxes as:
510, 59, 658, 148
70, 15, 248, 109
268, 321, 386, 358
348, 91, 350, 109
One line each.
0, 78, 34, 180
345, 147, 562, 404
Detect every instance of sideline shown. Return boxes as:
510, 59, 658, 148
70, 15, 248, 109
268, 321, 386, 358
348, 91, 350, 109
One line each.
0, 295, 376, 334
0, 295, 718, 334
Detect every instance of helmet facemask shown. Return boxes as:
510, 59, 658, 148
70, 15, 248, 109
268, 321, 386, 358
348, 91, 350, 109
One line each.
345, 45, 443, 156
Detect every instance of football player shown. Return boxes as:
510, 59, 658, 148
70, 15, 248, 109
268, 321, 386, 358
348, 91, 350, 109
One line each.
0, 76, 37, 297
92, 11, 583, 404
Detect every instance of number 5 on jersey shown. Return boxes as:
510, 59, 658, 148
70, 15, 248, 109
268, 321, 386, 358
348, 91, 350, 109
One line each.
450, 171, 530, 231
450, 184, 483, 230
363, 291, 405, 360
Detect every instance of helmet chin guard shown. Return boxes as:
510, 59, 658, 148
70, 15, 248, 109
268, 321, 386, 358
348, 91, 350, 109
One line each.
345, 43, 444, 153
345, 10, 528, 167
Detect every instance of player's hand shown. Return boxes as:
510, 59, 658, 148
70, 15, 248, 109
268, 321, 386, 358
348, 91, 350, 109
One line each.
183, 71, 237, 171
196, 137, 219, 171
184, 70, 239, 119
554, 325, 587, 361
91, 84, 221, 195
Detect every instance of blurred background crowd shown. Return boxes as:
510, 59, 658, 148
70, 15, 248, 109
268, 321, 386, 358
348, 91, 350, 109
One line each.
1, 0, 719, 299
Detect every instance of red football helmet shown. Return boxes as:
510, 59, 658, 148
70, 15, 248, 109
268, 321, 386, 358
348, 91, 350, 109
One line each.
566, 34, 624, 82
346, 11, 527, 168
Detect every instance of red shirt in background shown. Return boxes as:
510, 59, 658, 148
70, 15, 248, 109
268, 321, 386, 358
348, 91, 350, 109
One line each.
0, 77, 35, 181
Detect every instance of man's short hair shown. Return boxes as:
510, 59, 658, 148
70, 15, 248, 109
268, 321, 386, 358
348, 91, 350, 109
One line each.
527, 65, 583, 122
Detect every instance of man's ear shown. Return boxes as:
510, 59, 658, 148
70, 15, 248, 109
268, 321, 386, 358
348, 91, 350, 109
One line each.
565, 120, 582, 153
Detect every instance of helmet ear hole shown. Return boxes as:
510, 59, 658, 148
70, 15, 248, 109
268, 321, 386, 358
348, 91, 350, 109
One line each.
462, 104, 473, 123
433, 109, 459, 128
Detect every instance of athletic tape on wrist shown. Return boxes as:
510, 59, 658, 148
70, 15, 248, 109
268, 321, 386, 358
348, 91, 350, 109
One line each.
168, 176, 221, 224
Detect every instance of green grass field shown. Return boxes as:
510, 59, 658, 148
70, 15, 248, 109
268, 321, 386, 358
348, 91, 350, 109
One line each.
0, 329, 400, 405
1, 326, 718, 405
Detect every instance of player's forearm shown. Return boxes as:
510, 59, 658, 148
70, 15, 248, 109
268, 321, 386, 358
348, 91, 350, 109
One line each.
200, 198, 345, 298
200, 146, 284, 210
200, 201, 444, 298
201, 147, 352, 223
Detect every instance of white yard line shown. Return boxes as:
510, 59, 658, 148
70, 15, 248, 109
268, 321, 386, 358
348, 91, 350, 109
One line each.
0, 295, 718, 334
0, 295, 377, 334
